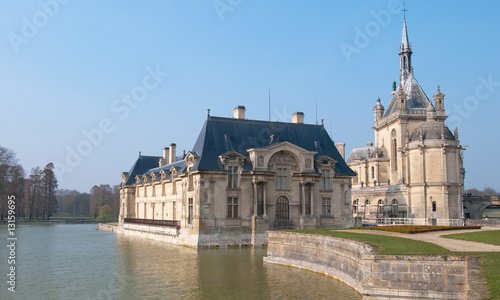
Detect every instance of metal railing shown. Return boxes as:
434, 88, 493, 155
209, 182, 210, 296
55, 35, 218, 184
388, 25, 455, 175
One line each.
375, 218, 461, 226
274, 219, 293, 229
124, 218, 180, 228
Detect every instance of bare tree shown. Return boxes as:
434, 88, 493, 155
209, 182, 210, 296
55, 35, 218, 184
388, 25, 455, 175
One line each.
42, 163, 58, 221
0, 146, 22, 220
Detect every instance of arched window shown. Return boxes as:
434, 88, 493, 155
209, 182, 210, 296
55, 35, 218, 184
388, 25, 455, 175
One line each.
378, 200, 384, 216
353, 199, 359, 215
391, 129, 397, 172
392, 199, 398, 217
365, 200, 371, 216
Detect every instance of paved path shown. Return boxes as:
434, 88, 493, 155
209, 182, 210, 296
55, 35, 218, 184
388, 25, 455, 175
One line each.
339, 227, 500, 252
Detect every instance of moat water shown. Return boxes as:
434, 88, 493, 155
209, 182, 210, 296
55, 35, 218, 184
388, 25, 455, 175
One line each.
0, 224, 361, 299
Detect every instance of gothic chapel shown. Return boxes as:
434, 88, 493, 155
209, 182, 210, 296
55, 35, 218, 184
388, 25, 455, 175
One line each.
346, 18, 465, 225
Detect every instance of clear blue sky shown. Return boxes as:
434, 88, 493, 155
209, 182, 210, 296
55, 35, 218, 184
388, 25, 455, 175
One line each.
1, 0, 499, 193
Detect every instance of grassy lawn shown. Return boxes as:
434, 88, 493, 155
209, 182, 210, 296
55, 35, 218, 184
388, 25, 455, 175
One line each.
292, 229, 500, 298
443, 230, 500, 246
351, 225, 480, 234
293, 229, 451, 255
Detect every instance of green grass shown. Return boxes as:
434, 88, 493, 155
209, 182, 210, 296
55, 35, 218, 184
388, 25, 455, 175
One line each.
293, 229, 500, 298
292, 229, 451, 255
475, 252, 500, 299
443, 230, 500, 246
352, 225, 480, 234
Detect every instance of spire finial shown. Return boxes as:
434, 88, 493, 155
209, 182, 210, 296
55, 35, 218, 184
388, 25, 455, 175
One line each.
207, 108, 210, 118
402, 1, 408, 20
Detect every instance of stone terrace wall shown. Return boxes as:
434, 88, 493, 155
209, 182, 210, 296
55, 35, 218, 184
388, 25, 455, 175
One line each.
264, 231, 485, 300
466, 219, 500, 227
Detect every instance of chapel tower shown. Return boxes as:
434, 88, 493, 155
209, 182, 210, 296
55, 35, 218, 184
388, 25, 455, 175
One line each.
346, 17, 465, 224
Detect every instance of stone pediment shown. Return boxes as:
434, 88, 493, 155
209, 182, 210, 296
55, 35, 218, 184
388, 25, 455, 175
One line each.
219, 150, 246, 166
247, 141, 317, 172
315, 155, 337, 169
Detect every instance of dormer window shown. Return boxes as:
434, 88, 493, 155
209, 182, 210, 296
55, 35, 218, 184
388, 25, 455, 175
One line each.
227, 166, 238, 188
320, 169, 331, 190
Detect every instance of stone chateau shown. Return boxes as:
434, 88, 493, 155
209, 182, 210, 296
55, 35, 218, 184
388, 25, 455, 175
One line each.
118, 107, 355, 247
346, 19, 465, 225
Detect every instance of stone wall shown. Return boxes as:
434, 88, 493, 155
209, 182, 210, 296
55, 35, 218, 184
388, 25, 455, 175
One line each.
466, 219, 500, 227
113, 223, 268, 248
98, 223, 118, 232
264, 232, 486, 300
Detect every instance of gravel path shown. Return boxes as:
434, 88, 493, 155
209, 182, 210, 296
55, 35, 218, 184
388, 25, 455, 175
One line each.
340, 227, 500, 252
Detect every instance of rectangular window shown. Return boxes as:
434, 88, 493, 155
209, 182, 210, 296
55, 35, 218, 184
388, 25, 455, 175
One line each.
227, 197, 238, 218
188, 173, 193, 190
144, 203, 147, 219
188, 198, 193, 224
276, 168, 287, 190
227, 166, 238, 188
322, 198, 331, 217
321, 170, 330, 190
257, 184, 264, 216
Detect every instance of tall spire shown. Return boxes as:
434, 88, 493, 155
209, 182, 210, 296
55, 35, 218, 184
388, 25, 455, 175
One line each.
399, 14, 413, 84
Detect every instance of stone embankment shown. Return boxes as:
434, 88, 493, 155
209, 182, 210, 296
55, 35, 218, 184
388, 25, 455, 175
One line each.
264, 231, 487, 300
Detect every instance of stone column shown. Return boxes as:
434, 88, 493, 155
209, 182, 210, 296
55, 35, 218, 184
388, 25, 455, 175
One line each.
301, 183, 306, 216
310, 183, 314, 216
263, 182, 268, 217
251, 180, 257, 246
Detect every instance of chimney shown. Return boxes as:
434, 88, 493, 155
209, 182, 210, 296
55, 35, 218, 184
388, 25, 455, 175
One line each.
336, 143, 345, 159
291, 112, 304, 124
159, 147, 169, 167
233, 105, 246, 119
169, 143, 176, 164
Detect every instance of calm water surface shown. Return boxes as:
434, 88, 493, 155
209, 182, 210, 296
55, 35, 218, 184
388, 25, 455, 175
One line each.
0, 224, 360, 299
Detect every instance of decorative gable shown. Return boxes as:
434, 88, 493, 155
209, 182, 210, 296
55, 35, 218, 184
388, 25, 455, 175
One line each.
247, 141, 316, 172
219, 151, 246, 166
315, 155, 337, 169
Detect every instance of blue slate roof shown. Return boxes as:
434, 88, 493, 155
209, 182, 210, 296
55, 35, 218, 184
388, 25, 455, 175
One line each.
123, 155, 162, 186
191, 116, 355, 176
122, 116, 356, 186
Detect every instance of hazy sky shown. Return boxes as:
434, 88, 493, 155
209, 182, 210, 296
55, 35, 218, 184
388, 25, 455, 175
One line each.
1, 1, 499, 192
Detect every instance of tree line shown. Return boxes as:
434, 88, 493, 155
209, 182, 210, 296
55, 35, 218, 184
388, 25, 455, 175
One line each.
57, 184, 120, 218
0, 146, 57, 221
1, 145, 120, 221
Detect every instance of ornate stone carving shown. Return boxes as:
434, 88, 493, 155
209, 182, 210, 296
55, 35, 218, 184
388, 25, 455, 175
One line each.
267, 151, 298, 171
305, 159, 311, 168
258, 155, 264, 166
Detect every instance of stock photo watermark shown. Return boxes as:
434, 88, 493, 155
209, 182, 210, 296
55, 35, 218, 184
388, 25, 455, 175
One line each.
6, 195, 17, 293
7, 0, 71, 53
54, 65, 168, 179
446, 74, 500, 129
340, 0, 409, 63
213, 0, 244, 21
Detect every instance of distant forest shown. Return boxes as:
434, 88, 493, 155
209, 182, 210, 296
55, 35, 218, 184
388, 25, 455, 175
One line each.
0, 145, 119, 221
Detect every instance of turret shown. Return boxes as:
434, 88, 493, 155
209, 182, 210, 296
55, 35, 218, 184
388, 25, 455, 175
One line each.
373, 97, 385, 122
433, 85, 445, 112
